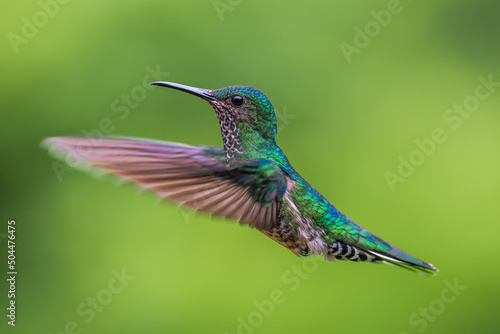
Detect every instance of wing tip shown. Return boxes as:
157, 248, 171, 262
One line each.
40, 136, 58, 150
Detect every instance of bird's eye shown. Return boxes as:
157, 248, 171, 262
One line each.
231, 95, 244, 107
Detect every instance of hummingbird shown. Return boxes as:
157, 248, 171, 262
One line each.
44, 81, 437, 274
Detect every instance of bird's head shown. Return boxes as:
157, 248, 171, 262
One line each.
151, 81, 279, 163
151, 82, 278, 143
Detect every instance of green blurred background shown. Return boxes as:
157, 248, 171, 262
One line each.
1, 0, 499, 333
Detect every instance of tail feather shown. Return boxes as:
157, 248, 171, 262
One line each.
359, 232, 438, 275
325, 241, 437, 275
365, 247, 438, 276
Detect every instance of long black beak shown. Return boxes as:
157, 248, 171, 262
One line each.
150, 81, 216, 101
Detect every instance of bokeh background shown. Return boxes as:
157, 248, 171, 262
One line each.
1, 0, 499, 333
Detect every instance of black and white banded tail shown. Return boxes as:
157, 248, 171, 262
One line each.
326, 242, 378, 262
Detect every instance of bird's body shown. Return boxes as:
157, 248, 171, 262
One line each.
44, 82, 437, 274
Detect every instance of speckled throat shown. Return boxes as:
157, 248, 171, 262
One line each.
213, 105, 243, 165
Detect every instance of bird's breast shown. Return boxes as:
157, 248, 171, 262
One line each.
266, 178, 328, 257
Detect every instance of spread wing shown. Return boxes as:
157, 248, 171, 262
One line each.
43, 136, 287, 231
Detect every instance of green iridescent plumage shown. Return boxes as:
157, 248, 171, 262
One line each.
43, 81, 437, 275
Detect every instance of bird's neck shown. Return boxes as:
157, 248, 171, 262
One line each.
223, 130, 296, 178
215, 109, 289, 169
218, 122, 278, 166
221, 126, 268, 162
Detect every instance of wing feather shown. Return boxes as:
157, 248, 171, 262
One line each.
43, 136, 286, 231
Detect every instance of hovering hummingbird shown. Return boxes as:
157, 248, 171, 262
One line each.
44, 81, 437, 274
